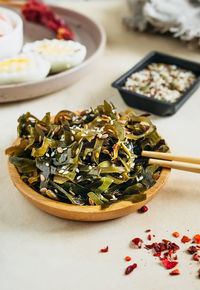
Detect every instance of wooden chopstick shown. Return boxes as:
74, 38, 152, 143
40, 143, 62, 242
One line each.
142, 150, 200, 164
142, 150, 200, 173
0, 0, 25, 8
148, 158, 200, 174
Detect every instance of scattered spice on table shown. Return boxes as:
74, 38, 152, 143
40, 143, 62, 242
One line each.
173, 232, 180, 238
100, 246, 109, 253
125, 256, 131, 261
125, 263, 137, 275
138, 205, 148, 213
181, 235, 191, 243
123, 63, 196, 103
169, 269, 180, 276
132, 238, 143, 249
194, 234, 200, 244
99, 231, 200, 279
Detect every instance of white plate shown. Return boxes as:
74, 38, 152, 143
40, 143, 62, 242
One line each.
0, 5, 106, 103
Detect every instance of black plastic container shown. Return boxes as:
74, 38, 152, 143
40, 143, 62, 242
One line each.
112, 51, 200, 116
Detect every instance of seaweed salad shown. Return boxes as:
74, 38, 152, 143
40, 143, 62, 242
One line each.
6, 101, 168, 207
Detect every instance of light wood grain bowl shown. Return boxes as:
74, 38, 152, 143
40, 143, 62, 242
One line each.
8, 146, 170, 222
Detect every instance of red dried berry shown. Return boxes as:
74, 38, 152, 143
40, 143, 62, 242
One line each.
132, 238, 143, 249
193, 254, 199, 261
148, 234, 152, 241
100, 246, 108, 253
194, 234, 200, 244
169, 269, 180, 275
160, 258, 178, 270
181, 235, 191, 243
125, 256, 131, 262
138, 206, 148, 213
125, 263, 137, 275
173, 232, 180, 238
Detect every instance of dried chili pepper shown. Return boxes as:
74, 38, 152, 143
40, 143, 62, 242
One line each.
193, 254, 199, 261
148, 234, 152, 241
172, 232, 180, 238
169, 269, 180, 275
100, 246, 108, 253
194, 234, 200, 244
22, 0, 74, 40
188, 246, 198, 254
181, 236, 191, 243
138, 205, 148, 213
160, 258, 178, 270
125, 256, 131, 261
132, 238, 143, 249
125, 263, 137, 275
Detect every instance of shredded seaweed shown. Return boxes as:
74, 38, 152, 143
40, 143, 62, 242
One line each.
6, 101, 168, 207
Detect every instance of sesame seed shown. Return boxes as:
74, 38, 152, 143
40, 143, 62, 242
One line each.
40, 174, 45, 182
76, 168, 80, 173
88, 166, 92, 170
57, 147, 63, 154
46, 153, 50, 157
71, 136, 74, 141
97, 118, 101, 122
51, 152, 55, 157
40, 187, 47, 193
45, 163, 49, 167
77, 175, 81, 180
59, 169, 64, 173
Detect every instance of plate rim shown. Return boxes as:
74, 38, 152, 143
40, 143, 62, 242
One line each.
0, 5, 106, 90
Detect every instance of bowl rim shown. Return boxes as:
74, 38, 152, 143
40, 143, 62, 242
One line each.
8, 148, 170, 215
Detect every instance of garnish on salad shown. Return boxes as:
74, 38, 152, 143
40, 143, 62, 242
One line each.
6, 101, 168, 207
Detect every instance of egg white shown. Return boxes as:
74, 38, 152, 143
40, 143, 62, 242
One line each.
0, 53, 50, 85
23, 39, 87, 73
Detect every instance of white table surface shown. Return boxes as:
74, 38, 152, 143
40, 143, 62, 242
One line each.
1, 1, 200, 290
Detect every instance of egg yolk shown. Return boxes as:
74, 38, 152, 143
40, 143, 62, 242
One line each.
38, 44, 73, 56
0, 58, 30, 72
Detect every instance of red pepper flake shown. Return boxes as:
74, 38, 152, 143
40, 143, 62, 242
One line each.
145, 229, 151, 233
125, 263, 137, 275
174, 255, 178, 260
169, 269, 180, 276
132, 238, 143, 249
181, 235, 191, 243
160, 258, 178, 270
194, 234, 200, 244
188, 246, 198, 254
148, 234, 152, 241
138, 205, 148, 213
198, 269, 200, 279
153, 253, 161, 257
193, 254, 199, 261
153, 235, 155, 237
125, 256, 131, 262
100, 246, 108, 253
172, 232, 180, 238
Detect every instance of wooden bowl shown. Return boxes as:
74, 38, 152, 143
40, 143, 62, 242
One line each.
8, 152, 170, 221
